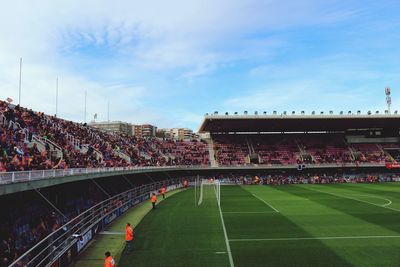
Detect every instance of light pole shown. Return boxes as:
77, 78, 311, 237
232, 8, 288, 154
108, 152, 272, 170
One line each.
56, 77, 59, 117
84, 90, 87, 123
18, 58, 22, 105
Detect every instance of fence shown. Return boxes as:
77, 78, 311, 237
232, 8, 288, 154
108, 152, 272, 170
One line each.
0, 166, 199, 184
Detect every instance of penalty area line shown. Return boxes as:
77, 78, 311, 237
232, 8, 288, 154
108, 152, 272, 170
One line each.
229, 235, 400, 242
251, 193, 280, 213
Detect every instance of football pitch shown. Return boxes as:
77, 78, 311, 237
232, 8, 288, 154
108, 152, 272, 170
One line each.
85, 183, 400, 267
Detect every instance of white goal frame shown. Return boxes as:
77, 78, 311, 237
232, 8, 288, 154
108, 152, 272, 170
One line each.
198, 179, 220, 206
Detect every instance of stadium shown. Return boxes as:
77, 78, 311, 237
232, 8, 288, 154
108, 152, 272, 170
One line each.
1, 101, 400, 267
1, 1, 400, 267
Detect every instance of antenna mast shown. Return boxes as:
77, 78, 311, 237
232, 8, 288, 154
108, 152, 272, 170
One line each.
385, 87, 392, 114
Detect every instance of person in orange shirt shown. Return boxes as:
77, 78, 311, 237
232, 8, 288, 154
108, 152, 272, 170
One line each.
160, 186, 166, 199
104, 251, 115, 267
151, 193, 157, 210
125, 223, 134, 252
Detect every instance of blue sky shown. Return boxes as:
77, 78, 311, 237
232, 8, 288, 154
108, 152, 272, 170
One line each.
0, 0, 400, 131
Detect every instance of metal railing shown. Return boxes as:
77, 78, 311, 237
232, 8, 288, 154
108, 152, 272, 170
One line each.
9, 179, 181, 267
0, 162, 388, 185
0, 166, 203, 185
0, 111, 30, 142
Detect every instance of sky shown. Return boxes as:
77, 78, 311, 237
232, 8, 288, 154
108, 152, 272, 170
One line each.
0, 0, 400, 131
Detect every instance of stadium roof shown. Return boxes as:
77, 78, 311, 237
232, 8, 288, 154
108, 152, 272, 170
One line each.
198, 114, 400, 133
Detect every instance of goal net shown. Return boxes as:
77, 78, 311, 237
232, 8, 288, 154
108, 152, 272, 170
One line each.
197, 179, 220, 207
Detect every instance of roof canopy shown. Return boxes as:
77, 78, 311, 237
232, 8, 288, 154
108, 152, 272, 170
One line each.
198, 114, 400, 133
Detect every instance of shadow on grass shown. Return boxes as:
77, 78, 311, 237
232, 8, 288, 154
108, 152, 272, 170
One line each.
276, 185, 400, 234
222, 186, 354, 267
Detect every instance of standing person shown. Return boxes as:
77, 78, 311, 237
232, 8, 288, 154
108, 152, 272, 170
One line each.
125, 223, 134, 252
104, 251, 115, 267
183, 179, 188, 188
161, 186, 166, 199
151, 193, 157, 209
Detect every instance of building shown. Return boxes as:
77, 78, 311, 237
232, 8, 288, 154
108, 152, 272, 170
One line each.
161, 128, 195, 140
132, 124, 157, 138
89, 121, 132, 135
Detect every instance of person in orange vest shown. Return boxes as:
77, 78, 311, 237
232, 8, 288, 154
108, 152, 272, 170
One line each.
104, 251, 115, 267
151, 192, 157, 209
161, 186, 166, 199
125, 223, 134, 252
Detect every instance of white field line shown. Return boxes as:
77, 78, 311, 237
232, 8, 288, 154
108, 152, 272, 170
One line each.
381, 197, 393, 207
328, 194, 392, 207
308, 187, 400, 212
217, 197, 235, 267
229, 235, 400, 242
198, 182, 204, 206
223, 211, 277, 214
251, 193, 280, 213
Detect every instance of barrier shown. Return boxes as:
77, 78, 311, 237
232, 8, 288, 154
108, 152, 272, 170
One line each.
0, 163, 388, 185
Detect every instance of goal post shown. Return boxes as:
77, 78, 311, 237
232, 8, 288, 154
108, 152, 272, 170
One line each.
198, 179, 220, 207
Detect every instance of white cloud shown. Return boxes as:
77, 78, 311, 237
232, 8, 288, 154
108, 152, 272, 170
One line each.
0, 0, 388, 130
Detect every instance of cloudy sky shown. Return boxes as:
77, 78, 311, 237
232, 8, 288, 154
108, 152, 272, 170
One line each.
1, 0, 400, 130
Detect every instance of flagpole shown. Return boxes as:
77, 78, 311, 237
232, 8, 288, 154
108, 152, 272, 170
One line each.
56, 77, 59, 117
19, 58, 22, 105
84, 90, 87, 123
107, 100, 110, 130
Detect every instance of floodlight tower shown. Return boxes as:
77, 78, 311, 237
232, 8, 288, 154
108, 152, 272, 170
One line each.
385, 87, 392, 114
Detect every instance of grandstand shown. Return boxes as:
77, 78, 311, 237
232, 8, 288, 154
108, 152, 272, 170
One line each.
1, 105, 400, 267
200, 113, 400, 167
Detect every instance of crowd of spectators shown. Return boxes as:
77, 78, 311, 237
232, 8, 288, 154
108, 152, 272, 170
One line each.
299, 136, 354, 164
212, 134, 397, 166
213, 135, 248, 165
253, 136, 300, 165
0, 100, 210, 173
2, 100, 399, 171
215, 172, 400, 185
351, 144, 389, 163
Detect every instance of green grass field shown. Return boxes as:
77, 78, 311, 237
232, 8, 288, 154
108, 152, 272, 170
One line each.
77, 183, 400, 267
